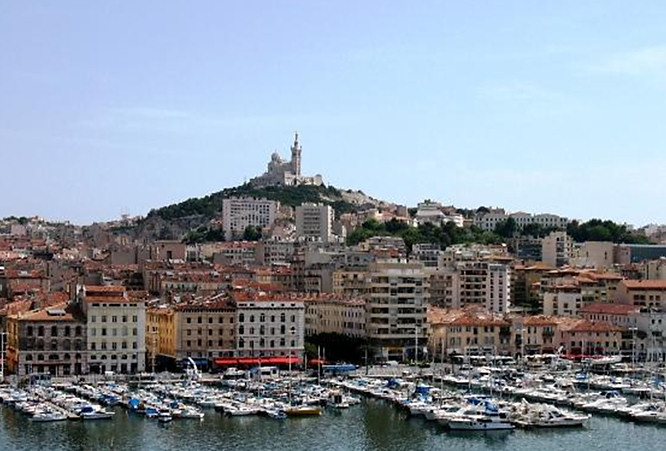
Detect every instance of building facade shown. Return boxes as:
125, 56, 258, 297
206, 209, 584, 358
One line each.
221, 197, 280, 241
81, 285, 146, 374
295, 203, 334, 243
365, 261, 429, 361
6, 303, 86, 377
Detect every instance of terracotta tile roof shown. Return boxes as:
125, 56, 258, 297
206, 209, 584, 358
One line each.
84, 285, 126, 293
580, 303, 639, 315
11, 302, 82, 322
428, 307, 510, 327
621, 280, 666, 290
522, 315, 558, 326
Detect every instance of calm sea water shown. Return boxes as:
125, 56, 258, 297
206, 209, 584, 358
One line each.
1, 398, 666, 451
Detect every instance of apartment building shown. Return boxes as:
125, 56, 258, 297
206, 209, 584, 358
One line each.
428, 307, 512, 358
365, 261, 429, 361
221, 197, 279, 241
615, 280, 666, 309
304, 295, 366, 338
234, 295, 305, 360
438, 261, 511, 314
411, 243, 443, 268
541, 231, 573, 268
6, 303, 87, 377
147, 298, 236, 370
81, 285, 146, 374
295, 203, 334, 243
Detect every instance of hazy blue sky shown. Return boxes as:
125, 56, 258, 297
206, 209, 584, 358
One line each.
2, 1, 666, 226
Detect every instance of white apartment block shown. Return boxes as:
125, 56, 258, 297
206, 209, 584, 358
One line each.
542, 231, 573, 268
80, 285, 146, 374
295, 203, 334, 243
542, 286, 583, 316
439, 261, 511, 314
474, 209, 568, 232
222, 197, 279, 240
235, 297, 305, 359
571, 241, 615, 268
365, 261, 430, 361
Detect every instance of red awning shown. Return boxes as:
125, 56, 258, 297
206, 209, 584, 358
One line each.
214, 356, 301, 366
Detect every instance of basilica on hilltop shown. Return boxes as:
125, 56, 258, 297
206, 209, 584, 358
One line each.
249, 133, 324, 188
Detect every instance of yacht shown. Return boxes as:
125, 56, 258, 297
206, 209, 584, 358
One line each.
448, 401, 514, 431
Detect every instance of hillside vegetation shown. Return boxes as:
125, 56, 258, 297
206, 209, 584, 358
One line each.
146, 184, 363, 221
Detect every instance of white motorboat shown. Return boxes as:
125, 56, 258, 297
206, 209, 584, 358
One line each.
31, 410, 68, 422
448, 401, 514, 431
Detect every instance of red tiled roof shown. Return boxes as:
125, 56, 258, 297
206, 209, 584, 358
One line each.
621, 280, 666, 290
580, 303, 639, 315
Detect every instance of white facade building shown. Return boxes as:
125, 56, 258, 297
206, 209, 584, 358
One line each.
80, 285, 146, 374
221, 197, 280, 240
542, 231, 573, 267
235, 297, 305, 359
295, 203, 334, 243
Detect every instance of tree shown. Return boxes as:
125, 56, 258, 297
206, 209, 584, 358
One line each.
242, 225, 262, 241
495, 217, 517, 238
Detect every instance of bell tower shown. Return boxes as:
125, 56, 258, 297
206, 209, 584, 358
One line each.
290, 131, 302, 178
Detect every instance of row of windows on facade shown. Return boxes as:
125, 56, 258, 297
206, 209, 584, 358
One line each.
24, 339, 83, 351
182, 338, 296, 348
185, 316, 234, 324
185, 328, 233, 336
89, 341, 138, 350
23, 353, 82, 361
90, 315, 138, 323
183, 339, 233, 348
238, 325, 296, 335
90, 354, 138, 360
237, 338, 296, 348
89, 327, 138, 337
238, 313, 296, 323
26, 326, 83, 337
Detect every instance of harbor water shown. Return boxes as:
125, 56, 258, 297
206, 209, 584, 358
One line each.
2, 397, 666, 451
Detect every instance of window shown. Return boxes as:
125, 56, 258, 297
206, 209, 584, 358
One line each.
91, 328, 97, 337
38, 326, 44, 337
250, 315, 255, 323
91, 316, 96, 323
187, 318, 192, 324
64, 326, 70, 337
27, 326, 33, 336
281, 313, 286, 323
208, 318, 213, 324
122, 315, 127, 323
239, 313, 245, 323
101, 328, 107, 336
112, 316, 117, 323
102, 316, 107, 322
197, 317, 202, 324
75, 326, 82, 336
